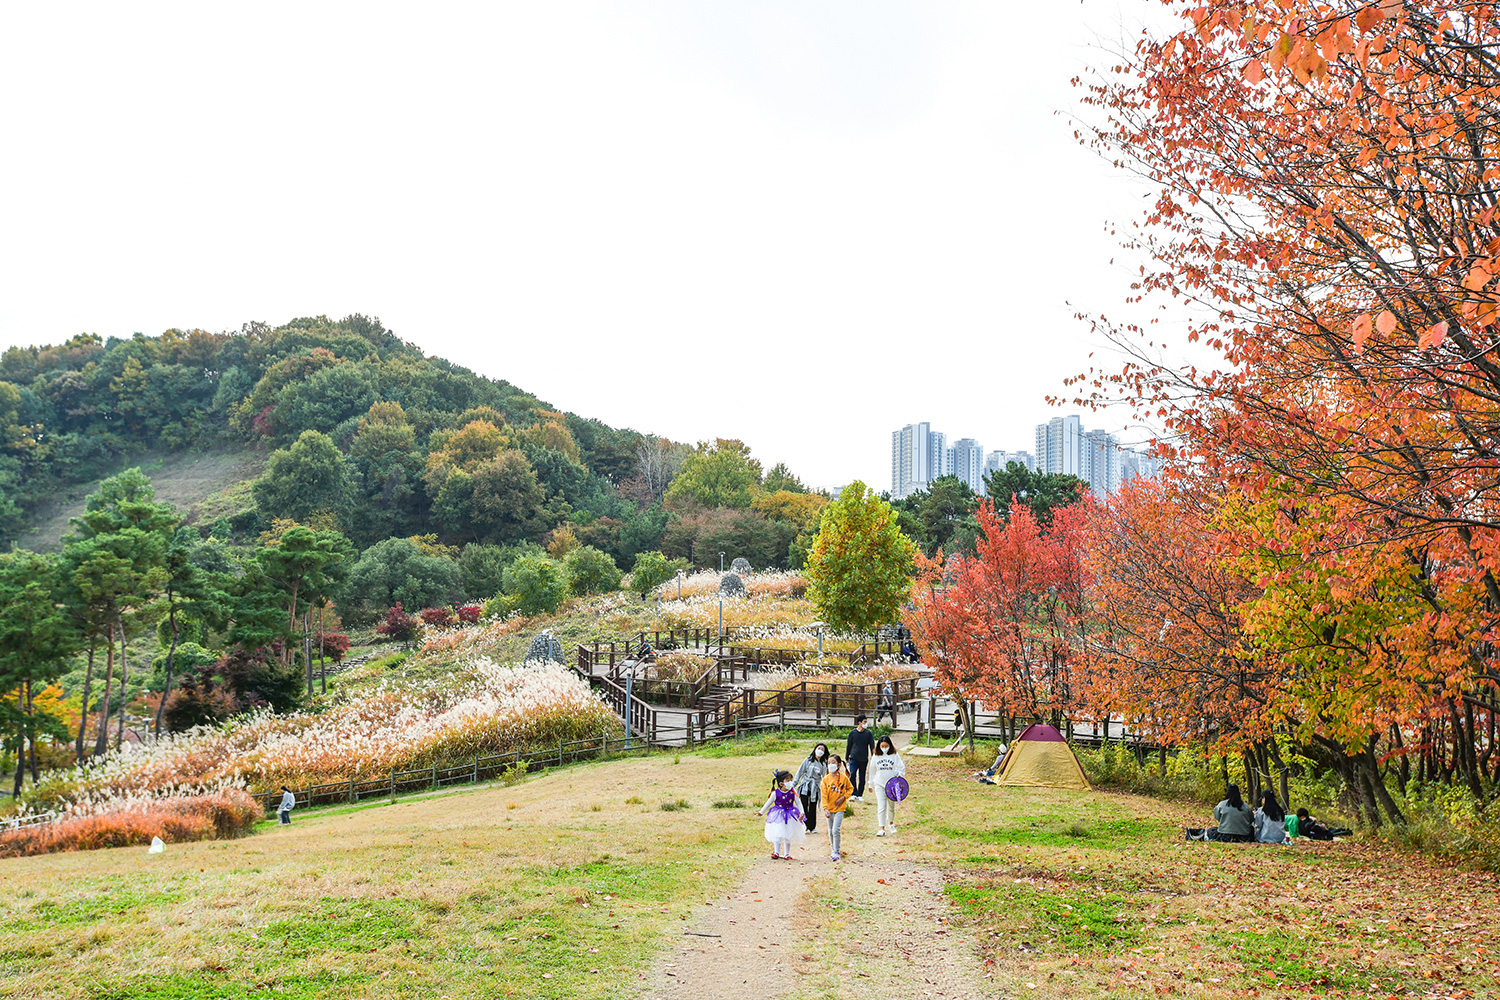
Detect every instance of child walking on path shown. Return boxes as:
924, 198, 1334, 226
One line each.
792, 744, 829, 833
820, 754, 854, 861
869, 736, 906, 837
758, 770, 807, 859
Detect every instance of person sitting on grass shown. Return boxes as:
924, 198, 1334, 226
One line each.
1210, 784, 1254, 842
973, 743, 1008, 784
1288, 807, 1344, 841
1254, 790, 1289, 844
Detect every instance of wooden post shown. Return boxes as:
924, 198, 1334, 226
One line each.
432, 761, 438, 788
348, 775, 355, 804
390, 768, 395, 798
473, 751, 479, 784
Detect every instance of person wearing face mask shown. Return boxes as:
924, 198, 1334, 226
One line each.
870, 735, 907, 837
757, 769, 806, 860
845, 715, 875, 801
820, 754, 854, 861
792, 743, 829, 834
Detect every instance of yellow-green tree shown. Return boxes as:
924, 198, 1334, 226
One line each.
804, 481, 915, 635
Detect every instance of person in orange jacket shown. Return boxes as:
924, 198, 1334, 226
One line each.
820, 754, 855, 861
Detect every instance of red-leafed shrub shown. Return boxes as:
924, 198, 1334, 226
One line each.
375, 603, 420, 644
315, 631, 351, 663
420, 606, 456, 628
0, 790, 263, 858
456, 604, 483, 624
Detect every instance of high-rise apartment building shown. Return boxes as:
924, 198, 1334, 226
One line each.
890, 422, 930, 499
1121, 448, 1162, 485
1035, 415, 1083, 476
986, 450, 1036, 474
950, 438, 986, 492
1082, 428, 1122, 497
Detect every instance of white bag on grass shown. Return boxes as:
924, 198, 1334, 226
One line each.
148, 836, 164, 854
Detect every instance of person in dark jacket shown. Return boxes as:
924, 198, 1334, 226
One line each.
845, 716, 875, 801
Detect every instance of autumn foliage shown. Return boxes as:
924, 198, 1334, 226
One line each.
1015, 0, 1500, 823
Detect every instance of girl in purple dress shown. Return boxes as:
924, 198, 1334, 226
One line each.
757, 769, 807, 859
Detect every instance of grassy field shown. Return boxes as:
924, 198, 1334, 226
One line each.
1, 738, 1496, 999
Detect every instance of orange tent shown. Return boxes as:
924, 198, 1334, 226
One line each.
994, 723, 1091, 789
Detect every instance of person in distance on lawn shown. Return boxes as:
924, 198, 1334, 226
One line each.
820, 755, 854, 862
869, 735, 906, 837
792, 743, 829, 834
1210, 784, 1254, 842
757, 769, 806, 860
845, 715, 875, 801
278, 786, 295, 826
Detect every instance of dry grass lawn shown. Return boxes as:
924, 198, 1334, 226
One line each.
2, 736, 1498, 1000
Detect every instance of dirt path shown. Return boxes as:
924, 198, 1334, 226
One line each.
644, 841, 992, 1000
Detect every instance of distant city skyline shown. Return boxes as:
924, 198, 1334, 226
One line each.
889, 415, 1158, 499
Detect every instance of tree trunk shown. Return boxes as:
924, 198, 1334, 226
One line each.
319, 605, 328, 695
1360, 745, 1406, 826
154, 603, 181, 738
114, 616, 131, 752
93, 639, 115, 757
1356, 765, 1383, 828
26, 681, 38, 784
11, 725, 23, 798
75, 644, 95, 764
285, 582, 301, 665
304, 610, 314, 696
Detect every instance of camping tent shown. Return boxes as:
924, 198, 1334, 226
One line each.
994, 723, 1091, 789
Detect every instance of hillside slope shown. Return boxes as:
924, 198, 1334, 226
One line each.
15, 448, 263, 551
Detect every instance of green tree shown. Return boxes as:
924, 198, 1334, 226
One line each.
763, 462, 808, 493
563, 545, 622, 595
981, 463, 1086, 527
435, 451, 548, 544
629, 550, 675, 599
0, 551, 77, 796
255, 525, 352, 688
348, 401, 425, 544
348, 537, 464, 613
459, 543, 510, 600
252, 430, 351, 527
912, 476, 979, 557
663, 439, 762, 509
501, 555, 570, 615
152, 527, 231, 736
804, 481, 916, 634
61, 468, 177, 756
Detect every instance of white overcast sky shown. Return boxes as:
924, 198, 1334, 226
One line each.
0, 1, 1180, 491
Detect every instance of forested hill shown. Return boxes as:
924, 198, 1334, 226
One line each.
0, 315, 654, 556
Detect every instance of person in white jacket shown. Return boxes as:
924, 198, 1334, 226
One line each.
278, 786, 296, 826
869, 736, 906, 836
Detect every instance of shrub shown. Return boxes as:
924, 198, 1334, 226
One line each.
420, 606, 457, 628
0, 790, 262, 858
502, 556, 570, 615
314, 631, 351, 663
375, 603, 421, 645
456, 604, 483, 624
564, 545, 622, 596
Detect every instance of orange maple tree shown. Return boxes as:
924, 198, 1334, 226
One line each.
1067, 0, 1500, 817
